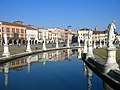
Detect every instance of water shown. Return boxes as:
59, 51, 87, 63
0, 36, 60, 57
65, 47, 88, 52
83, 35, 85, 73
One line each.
0, 49, 111, 90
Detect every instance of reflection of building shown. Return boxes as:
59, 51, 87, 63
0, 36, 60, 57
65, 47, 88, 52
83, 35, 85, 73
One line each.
0, 49, 74, 73
0, 49, 77, 87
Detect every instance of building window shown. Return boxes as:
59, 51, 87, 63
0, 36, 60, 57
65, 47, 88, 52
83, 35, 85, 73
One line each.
6, 28, 10, 32
21, 29, 24, 33
16, 29, 19, 33
12, 28, 15, 33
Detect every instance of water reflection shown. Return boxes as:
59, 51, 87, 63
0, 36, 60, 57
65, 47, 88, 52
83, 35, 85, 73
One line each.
4, 63, 9, 87
83, 63, 92, 90
0, 49, 106, 90
0, 49, 75, 87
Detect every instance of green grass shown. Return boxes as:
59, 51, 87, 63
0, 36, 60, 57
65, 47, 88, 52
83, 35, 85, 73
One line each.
94, 47, 120, 65
0, 48, 37, 56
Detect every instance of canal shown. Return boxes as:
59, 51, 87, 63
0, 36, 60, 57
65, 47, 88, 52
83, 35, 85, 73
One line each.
0, 49, 112, 90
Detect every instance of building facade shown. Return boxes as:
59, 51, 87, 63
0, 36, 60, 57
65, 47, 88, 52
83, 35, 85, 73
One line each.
26, 25, 38, 44
77, 28, 93, 44
0, 21, 26, 45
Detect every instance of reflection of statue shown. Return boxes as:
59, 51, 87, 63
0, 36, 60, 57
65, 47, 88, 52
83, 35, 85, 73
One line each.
107, 20, 116, 47
4, 63, 9, 87
87, 66, 92, 90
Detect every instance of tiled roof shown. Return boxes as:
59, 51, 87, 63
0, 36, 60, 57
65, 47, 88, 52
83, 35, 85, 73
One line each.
93, 30, 108, 34
1, 21, 25, 27
1, 21, 38, 30
25, 25, 38, 30
79, 28, 92, 31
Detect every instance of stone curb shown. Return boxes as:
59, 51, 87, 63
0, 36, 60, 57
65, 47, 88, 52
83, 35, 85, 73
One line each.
82, 57, 120, 90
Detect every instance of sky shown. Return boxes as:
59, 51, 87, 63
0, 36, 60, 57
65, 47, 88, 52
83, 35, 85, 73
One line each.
0, 0, 120, 32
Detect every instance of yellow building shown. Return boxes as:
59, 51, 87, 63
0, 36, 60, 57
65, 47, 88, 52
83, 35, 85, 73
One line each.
0, 21, 26, 45
93, 30, 108, 44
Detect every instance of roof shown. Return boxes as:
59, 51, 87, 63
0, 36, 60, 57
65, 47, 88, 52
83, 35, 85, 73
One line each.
1, 21, 38, 30
25, 25, 38, 30
1, 21, 25, 27
93, 30, 108, 34
79, 28, 92, 31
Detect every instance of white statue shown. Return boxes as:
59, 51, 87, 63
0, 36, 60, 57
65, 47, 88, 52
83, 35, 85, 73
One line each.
107, 20, 116, 47
4, 33, 8, 45
88, 30, 92, 46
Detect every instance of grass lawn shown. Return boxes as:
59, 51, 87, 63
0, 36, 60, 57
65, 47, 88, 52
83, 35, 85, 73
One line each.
94, 47, 120, 65
0, 48, 37, 56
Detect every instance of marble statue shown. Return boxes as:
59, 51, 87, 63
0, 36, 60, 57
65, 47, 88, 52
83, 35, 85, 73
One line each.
107, 20, 116, 47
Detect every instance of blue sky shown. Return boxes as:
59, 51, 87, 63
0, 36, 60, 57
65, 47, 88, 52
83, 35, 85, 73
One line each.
0, 0, 120, 32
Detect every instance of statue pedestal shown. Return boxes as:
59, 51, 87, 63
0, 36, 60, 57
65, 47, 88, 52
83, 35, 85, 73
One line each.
2, 44, 10, 57
42, 42, 46, 50
105, 47, 117, 64
87, 45, 94, 58
83, 45, 87, 54
26, 44, 32, 53
78, 42, 81, 47
56, 40, 59, 48
105, 47, 119, 71
67, 39, 70, 47
93, 41, 96, 49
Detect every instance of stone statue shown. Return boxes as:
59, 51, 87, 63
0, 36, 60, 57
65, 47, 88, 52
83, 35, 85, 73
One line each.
107, 20, 116, 47
4, 33, 8, 45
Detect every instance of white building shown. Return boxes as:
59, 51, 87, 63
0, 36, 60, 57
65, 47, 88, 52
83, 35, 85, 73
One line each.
77, 28, 93, 43
38, 28, 51, 43
26, 25, 38, 44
